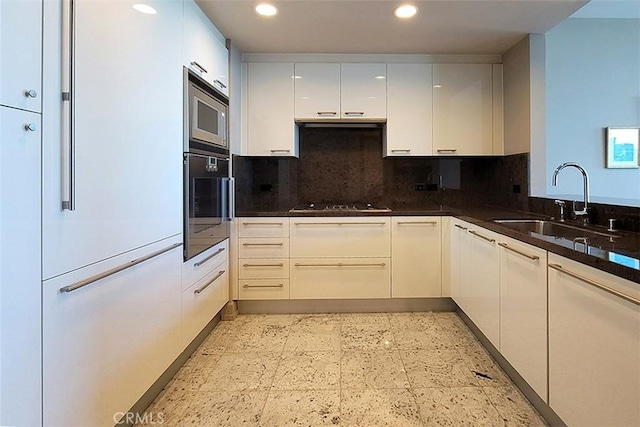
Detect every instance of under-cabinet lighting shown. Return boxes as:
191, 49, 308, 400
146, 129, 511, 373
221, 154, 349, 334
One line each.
255, 3, 278, 16
394, 4, 418, 19
133, 4, 157, 14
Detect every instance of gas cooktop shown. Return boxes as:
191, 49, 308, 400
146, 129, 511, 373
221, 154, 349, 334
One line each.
289, 203, 391, 213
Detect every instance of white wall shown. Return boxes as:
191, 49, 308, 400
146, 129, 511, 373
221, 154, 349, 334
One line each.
544, 18, 640, 206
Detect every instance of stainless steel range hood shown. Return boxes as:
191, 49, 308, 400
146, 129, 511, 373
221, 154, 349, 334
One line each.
296, 119, 386, 128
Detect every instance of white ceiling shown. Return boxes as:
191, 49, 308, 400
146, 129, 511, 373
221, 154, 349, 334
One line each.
197, 0, 589, 55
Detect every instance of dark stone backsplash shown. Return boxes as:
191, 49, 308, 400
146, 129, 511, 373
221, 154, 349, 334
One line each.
234, 127, 638, 231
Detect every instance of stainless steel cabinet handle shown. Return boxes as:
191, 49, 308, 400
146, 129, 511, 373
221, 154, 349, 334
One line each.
243, 283, 284, 289
344, 112, 365, 116
454, 224, 468, 230
270, 149, 291, 153
242, 222, 283, 226
242, 242, 284, 246
61, 0, 75, 211
391, 149, 411, 153
59, 243, 182, 293
24, 89, 38, 98
193, 247, 226, 267
24, 123, 37, 132
294, 262, 386, 267
469, 230, 496, 243
397, 221, 437, 225
549, 264, 640, 306
194, 270, 225, 294
213, 79, 227, 89
242, 263, 284, 267
294, 222, 386, 226
190, 61, 208, 74
437, 149, 457, 153
317, 111, 337, 116
497, 243, 539, 260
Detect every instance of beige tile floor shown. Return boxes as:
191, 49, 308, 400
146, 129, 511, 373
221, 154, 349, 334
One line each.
138, 312, 548, 426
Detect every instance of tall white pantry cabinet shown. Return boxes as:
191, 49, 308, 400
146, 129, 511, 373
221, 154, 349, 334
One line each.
0, 0, 43, 425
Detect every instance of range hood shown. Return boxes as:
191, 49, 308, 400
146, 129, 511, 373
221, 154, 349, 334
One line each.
296, 119, 386, 128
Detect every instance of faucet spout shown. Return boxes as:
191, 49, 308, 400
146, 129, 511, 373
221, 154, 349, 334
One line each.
551, 162, 590, 221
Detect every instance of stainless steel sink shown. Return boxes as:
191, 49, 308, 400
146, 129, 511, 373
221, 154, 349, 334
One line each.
493, 219, 619, 240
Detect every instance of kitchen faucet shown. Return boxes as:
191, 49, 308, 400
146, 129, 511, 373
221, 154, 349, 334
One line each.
551, 162, 590, 224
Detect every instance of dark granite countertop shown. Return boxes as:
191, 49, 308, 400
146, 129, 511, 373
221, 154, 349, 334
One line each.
236, 205, 640, 284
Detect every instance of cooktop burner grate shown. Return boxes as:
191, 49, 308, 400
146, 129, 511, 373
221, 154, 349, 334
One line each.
289, 203, 391, 213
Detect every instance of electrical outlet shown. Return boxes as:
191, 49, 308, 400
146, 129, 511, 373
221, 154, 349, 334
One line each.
415, 183, 426, 191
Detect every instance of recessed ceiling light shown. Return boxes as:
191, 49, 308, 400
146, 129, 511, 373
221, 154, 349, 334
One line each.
255, 3, 278, 17
394, 4, 418, 19
433, 84, 442, 88
375, 75, 386, 80
133, 3, 157, 14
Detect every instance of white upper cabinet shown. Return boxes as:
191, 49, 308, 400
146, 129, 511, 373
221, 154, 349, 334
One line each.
385, 63, 433, 156
0, 0, 42, 113
247, 62, 299, 157
294, 63, 341, 120
183, 0, 229, 96
341, 63, 387, 120
42, 0, 183, 279
433, 64, 494, 155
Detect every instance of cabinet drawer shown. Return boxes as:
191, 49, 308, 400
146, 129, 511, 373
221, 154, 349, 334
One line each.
182, 263, 229, 347
290, 257, 390, 299
290, 217, 390, 257
238, 217, 290, 237
239, 258, 290, 279
238, 238, 289, 258
182, 240, 228, 291
239, 279, 290, 300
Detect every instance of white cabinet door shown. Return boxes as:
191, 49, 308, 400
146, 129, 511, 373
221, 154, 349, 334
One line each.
183, 0, 229, 96
499, 236, 548, 401
548, 254, 640, 427
465, 225, 500, 348
0, 107, 41, 427
341, 63, 387, 120
449, 218, 470, 308
247, 62, 298, 156
42, 0, 183, 279
294, 63, 341, 120
0, 0, 42, 113
433, 64, 493, 155
391, 216, 441, 297
43, 240, 182, 427
385, 64, 433, 156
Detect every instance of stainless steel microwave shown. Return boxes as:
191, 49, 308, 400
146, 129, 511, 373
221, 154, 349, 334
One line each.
188, 80, 228, 151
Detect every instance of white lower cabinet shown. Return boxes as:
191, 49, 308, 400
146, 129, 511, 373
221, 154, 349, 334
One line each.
391, 216, 441, 297
182, 263, 229, 348
290, 258, 390, 299
548, 253, 640, 427
43, 239, 182, 427
182, 240, 228, 291
239, 279, 291, 300
499, 235, 548, 401
449, 218, 470, 306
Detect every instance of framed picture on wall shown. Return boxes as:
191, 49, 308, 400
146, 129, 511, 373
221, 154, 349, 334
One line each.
606, 127, 640, 168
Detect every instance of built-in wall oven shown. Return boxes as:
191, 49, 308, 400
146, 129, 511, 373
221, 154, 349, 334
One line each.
184, 68, 231, 261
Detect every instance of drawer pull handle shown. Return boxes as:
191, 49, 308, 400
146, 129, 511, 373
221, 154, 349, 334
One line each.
294, 222, 386, 226
391, 149, 411, 153
497, 243, 539, 261
194, 247, 226, 267
242, 243, 284, 246
468, 230, 495, 243
59, 243, 182, 293
270, 149, 291, 153
242, 263, 284, 267
190, 61, 208, 74
317, 111, 337, 116
242, 222, 284, 226
436, 149, 457, 153
344, 112, 365, 116
214, 79, 227, 89
549, 264, 640, 306
194, 270, 225, 294
454, 224, 468, 230
397, 221, 437, 225
294, 262, 386, 267
243, 283, 284, 289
